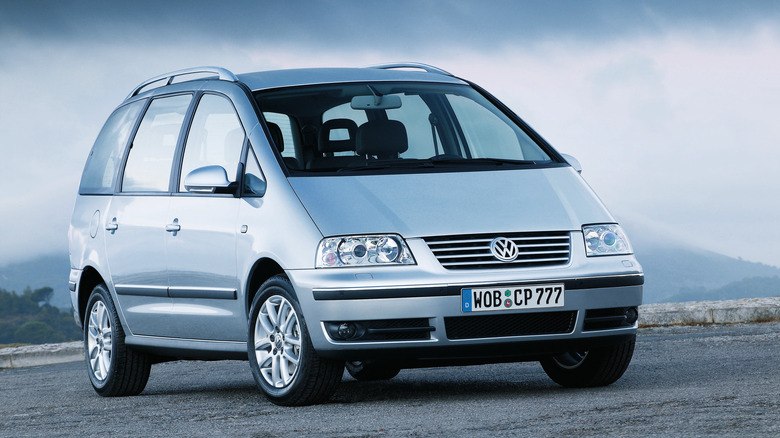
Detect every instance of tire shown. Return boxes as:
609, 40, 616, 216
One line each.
346, 361, 401, 381
247, 275, 344, 406
84, 284, 151, 396
540, 334, 636, 388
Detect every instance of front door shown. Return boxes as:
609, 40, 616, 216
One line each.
165, 93, 246, 341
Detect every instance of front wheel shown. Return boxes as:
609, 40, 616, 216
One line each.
540, 335, 635, 387
84, 284, 151, 396
247, 275, 344, 406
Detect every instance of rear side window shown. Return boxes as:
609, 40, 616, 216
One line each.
78, 100, 144, 194
122, 95, 192, 192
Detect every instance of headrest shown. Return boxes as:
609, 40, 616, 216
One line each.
356, 120, 408, 156
266, 122, 284, 152
318, 119, 358, 153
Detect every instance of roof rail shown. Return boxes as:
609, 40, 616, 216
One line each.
126, 66, 238, 100
366, 62, 453, 76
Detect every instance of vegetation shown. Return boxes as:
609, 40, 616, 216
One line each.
0, 286, 82, 345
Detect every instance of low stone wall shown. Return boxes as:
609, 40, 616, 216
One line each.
639, 296, 780, 326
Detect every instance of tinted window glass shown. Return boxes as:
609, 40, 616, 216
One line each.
448, 94, 548, 161
122, 95, 192, 192
79, 101, 144, 194
263, 112, 296, 159
179, 94, 244, 192
255, 83, 553, 173
387, 95, 437, 159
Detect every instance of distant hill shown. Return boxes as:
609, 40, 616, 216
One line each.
635, 245, 780, 303
664, 276, 780, 302
0, 254, 71, 309
1, 242, 779, 309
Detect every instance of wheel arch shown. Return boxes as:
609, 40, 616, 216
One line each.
77, 266, 107, 328
245, 257, 286, 316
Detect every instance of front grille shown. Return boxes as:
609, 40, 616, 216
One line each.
444, 311, 577, 340
424, 232, 571, 270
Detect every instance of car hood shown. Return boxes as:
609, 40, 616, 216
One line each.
288, 167, 614, 238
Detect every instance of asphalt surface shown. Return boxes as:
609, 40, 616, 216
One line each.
1, 323, 778, 437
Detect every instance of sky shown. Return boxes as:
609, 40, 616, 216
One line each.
1, 0, 780, 267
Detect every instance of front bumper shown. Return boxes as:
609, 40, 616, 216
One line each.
288, 237, 643, 362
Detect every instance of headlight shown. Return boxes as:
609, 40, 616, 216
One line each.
316, 235, 416, 268
582, 224, 632, 256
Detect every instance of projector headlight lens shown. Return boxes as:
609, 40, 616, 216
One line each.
583, 224, 632, 256
316, 235, 415, 268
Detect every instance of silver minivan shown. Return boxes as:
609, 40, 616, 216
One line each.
69, 63, 643, 405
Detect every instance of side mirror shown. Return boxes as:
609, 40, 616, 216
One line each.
561, 153, 582, 174
184, 165, 231, 193
244, 174, 267, 197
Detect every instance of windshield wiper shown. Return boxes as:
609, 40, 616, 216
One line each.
427, 157, 537, 166
336, 159, 431, 173
335, 157, 538, 173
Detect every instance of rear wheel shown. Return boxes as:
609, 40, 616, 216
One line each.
248, 275, 344, 406
540, 335, 635, 387
84, 284, 151, 396
346, 360, 401, 381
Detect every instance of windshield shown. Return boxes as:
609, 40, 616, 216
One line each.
254, 82, 558, 174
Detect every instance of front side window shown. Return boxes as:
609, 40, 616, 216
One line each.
179, 94, 244, 192
79, 100, 144, 194
122, 95, 192, 192
254, 82, 556, 174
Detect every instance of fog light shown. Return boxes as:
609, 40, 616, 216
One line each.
337, 322, 357, 339
625, 307, 638, 324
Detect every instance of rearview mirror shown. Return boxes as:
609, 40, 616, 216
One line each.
351, 95, 402, 110
184, 165, 231, 193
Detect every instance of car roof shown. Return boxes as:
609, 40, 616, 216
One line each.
125, 65, 469, 101
237, 67, 468, 91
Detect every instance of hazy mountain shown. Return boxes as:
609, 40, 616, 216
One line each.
664, 276, 780, 302
635, 244, 780, 303
1, 241, 779, 310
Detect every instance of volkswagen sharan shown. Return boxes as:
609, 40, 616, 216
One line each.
69, 63, 643, 405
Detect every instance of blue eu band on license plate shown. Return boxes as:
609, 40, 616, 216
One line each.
461, 283, 565, 312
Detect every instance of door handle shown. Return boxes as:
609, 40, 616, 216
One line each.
165, 219, 181, 233
105, 218, 118, 231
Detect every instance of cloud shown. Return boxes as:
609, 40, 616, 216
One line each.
457, 28, 780, 265
1, 1, 780, 267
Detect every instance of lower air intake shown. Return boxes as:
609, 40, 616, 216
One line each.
444, 311, 577, 340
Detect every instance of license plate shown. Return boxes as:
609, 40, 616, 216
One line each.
461, 283, 565, 312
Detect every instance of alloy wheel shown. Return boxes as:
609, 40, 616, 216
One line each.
87, 300, 113, 381
253, 295, 302, 388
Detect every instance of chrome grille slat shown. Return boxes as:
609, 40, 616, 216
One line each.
437, 250, 568, 259
426, 238, 495, 246
424, 232, 571, 270
431, 245, 491, 252
440, 257, 571, 267
426, 235, 569, 246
